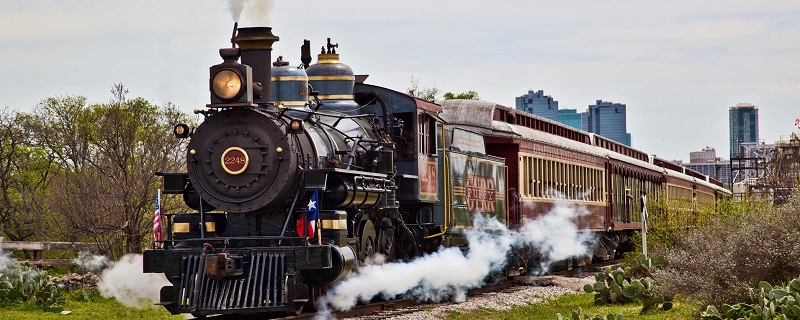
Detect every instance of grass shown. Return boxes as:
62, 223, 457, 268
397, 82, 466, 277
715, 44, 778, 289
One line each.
0, 295, 182, 320
442, 293, 701, 320
0, 291, 701, 320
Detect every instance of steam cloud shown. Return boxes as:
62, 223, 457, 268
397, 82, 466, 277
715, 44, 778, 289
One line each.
323, 201, 596, 312
97, 254, 170, 308
1, 241, 166, 309
519, 201, 596, 271
0, 238, 16, 270
225, 0, 274, 25
74, 251, 111, 272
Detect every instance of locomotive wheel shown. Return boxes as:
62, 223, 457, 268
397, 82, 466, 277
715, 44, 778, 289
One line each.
358, 219, 377, 262
378, 226, 396, 261
397, 232, 416, 261
309, 286, 326, 311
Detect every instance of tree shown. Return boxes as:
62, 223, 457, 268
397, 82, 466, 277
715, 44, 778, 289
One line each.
406, 76, 441, 102
29, 84, 191, 257
443, 90, 480, 100
0, 108, 54, 244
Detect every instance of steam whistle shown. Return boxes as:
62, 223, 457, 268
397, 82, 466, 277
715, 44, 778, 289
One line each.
230, 22, 238, 48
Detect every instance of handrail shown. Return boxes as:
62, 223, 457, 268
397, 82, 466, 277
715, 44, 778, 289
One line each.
425, 121, 449, 239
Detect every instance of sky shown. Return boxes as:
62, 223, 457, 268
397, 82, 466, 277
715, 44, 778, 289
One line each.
1, 0, 798, 161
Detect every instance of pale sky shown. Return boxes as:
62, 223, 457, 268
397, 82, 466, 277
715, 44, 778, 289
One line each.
1, 1, 798, 161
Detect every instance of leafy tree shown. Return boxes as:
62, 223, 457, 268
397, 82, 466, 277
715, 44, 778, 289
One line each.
28, 84, 191, 257
406, 76, 441, 102
443, 90, 480, 100
0, 108, 54, 245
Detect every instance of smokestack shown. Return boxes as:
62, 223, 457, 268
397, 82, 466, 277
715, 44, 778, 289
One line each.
233, 27, 279, 104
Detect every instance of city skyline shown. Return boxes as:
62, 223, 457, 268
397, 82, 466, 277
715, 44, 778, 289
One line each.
0, 1, 797, 162
516, 91, 634, 147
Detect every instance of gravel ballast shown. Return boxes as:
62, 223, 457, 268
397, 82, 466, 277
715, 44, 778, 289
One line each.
344, 275, 595, 320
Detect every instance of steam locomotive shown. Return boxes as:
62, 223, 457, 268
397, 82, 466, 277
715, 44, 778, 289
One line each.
143, 25, 730, 317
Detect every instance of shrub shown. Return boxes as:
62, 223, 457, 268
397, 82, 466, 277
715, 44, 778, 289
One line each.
0, 263, 64, 312
653, 194, 800, 307
701, 276, 800, 319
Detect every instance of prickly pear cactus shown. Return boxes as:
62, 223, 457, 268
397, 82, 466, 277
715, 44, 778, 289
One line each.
0, 263, 64, 312
583, 266, 673, 314
584, 267, 637, 305
557, 307, 624, 320
701, 276, 800, 320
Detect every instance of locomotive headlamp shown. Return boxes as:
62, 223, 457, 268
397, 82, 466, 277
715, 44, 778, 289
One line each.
289, 119, 303, 133
212, 69, 243, 100
173, 123, 191, 139
208, 47, 255, 107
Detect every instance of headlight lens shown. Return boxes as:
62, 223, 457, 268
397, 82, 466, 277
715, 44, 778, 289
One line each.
212, 69, 242, 100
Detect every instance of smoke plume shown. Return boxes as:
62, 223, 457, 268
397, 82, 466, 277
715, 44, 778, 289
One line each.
323, 201, 595, 311
225, 0, 274, 25
98, 254, 170, 308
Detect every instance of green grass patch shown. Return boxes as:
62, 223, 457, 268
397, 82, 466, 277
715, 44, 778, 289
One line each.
1, 295, 182, 320
442, 293, 701, 320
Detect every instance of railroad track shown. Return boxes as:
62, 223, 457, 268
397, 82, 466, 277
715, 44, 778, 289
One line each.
195, 259, 620, 320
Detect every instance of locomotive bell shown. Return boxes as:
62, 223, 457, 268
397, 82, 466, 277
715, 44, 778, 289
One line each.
306, 38, 359, 113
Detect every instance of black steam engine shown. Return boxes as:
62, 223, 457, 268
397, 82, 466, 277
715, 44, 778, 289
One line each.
143, 26, 420, 317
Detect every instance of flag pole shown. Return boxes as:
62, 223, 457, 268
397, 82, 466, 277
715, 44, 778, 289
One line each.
317, 187, 322, 246
641, 192, 648, 260
155, 188, 162, 249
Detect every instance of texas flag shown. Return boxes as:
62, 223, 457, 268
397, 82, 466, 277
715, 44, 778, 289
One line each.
296, 189, 319, 238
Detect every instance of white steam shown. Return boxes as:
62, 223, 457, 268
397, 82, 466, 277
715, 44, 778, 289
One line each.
74, 251, 111, 272
98, 254, 170, 308
326, 215, 512, 310
0, 238, 16, 270
519, 202, 596, 272
323, 201, 595, 311
225, 0, 274, 25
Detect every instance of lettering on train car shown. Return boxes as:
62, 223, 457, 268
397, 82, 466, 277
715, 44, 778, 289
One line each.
466, 174, 496, 213
451, 128, 486, 154
456, 137, 482, 147
419, 159, 438, 198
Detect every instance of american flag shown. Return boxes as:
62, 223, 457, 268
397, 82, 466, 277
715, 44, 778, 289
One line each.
296, 189, 319, 238
153, 189, 163, 248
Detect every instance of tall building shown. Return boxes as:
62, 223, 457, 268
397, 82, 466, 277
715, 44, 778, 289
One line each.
582, 100, 632, 146
515, 90, 558, 121
690, 147, 718, 163
729, 103, 759, 158
557, 109, 582, 129
729, 103, 759, 184
684, 147, 731, 185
